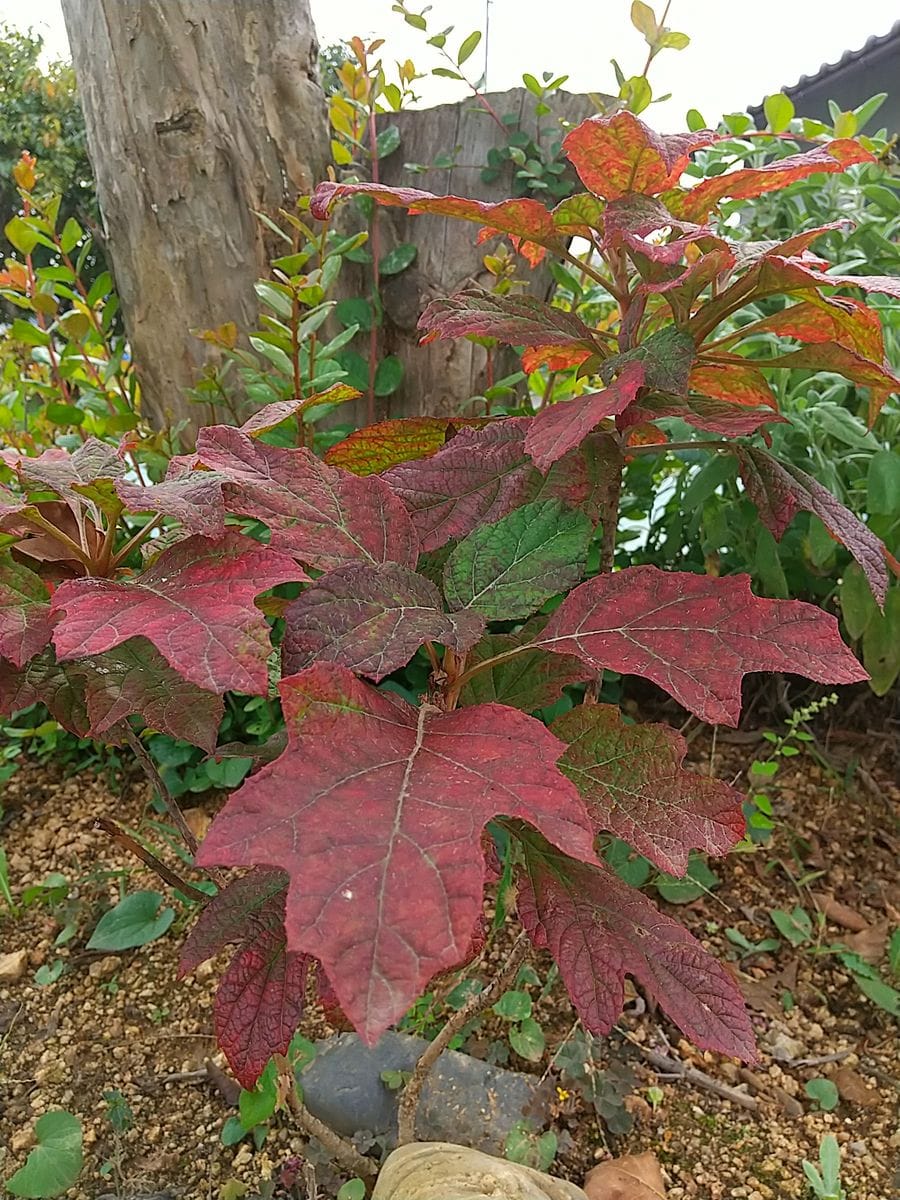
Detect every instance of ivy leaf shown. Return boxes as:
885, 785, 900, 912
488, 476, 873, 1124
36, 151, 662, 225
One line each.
180, 869, 309, 1087
738, 447, 889, 606
70, 638, 224, 752
562, 111, 716, 200
194, 426, 417, 570
525, 362, 645, 470
325, 417, 491, 476
670, 138, 874, 220
418, 289, 597, 350
516, 830, 756, 1060
115, 472, 227, 538
282, 563, 485, 681
51, 532, 305, 696
443, 500, 591, 620
0, 551, 54, 667
384, 418, 538, 551
5, 1110, 83, 1198
458, 616, 591, 711
196, 664, 597, 1042
552, 704, 745, 874
539, 565, 866, 725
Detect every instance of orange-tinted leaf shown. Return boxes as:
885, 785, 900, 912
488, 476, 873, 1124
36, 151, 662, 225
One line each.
563, 111, 716, 200
522, 344, 594, 373
620, 393, 785, 436
728, 295, 884, 365
671, 139, 875, 220
738, 446, 889, 605
689, 361, 777, 408
539, 565, 866, 725
239, 385, 361, 437
325, 417, 490, 476
196, 664, 597, 1042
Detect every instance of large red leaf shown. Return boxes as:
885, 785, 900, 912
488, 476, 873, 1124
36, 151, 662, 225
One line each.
194, 426, 417, 570
538, 565, 866, 725
753, 341, 899, 398
738, 447, 889, 605
282, 563, 484, 682
534, 432, 625, 526
19, 438, 125, 503
552, 705, 744, 874
562, 112, 716, 200
383, 418, 538, 551
195, 664, 597, 1042
115, 473, 227, 538
180, 869, 307, 1088
670, 139, 874, 220
689, 362, 777, 409
602, 193, 719, 263
618, 393, 785, 436
458, 617, 591, 712
310, 182, 561, 255
756, 256, 900, 302
516, 830, 756, 1060
0, 648, 89, 736
525, 362, 645, 471
51, 532, 305, 695
324, 417, 491, 476
725, 296, 885, 366
418, 289, 598, 349
71, 638, 224, 751
0, 551, 54, 667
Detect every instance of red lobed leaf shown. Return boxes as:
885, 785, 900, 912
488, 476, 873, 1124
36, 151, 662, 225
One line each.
0, 550, 54, 667
516, 830, 756, 1060
757, 256, 900, 302
525, 362, 646, 470
562, 112, 716, 200
726, 295, 885, 366
71, 638, 225, 752
670, 139, 875, 221
618, 393, 785, 436
324, 417, 491, 477
51, 532, 306, 696
115, 473, 227, 538
180, 868, 289, 974
195, 663, 597, 1042
538, 565, 866, 725
282, 562, 484, 682
0, 648, 89, 736
552, 704, 745, 874
752, 340, 900, 400
19, 438, 125, 503
418, 289, 598, 350
194, 426, 417, 571
738, 446, 889, 605
383, 418, 538, 551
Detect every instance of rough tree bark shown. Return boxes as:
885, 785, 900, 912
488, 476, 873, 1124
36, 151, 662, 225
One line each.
60, 0, 329, 436
357, 89, 597, 423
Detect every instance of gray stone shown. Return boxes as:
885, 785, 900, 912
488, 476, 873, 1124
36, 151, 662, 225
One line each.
299, 1033, 551, 1154
372, 1142, 587, 1200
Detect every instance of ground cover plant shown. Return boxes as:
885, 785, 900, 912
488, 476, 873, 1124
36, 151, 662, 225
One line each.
1, 108, 898, 1173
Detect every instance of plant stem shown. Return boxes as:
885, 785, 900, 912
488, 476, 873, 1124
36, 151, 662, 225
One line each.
111, 514, 163, 568
121, 724, 210, 871
284, 1086, 377, 1186
396, 931, 529, 1145
628, 439, 732, 456
18, 510, 94, 571
95, 817, 209, 902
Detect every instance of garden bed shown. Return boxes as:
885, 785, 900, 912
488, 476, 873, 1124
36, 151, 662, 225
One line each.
0, 724, 897, 1200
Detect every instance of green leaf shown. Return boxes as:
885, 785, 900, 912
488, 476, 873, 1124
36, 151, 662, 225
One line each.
770, 906, 813, 946
443, 500, 591, 620
867, 450, 900, 516
457, 30, 482, 66
509, 1016, 545, 1062
11, 319, 50, 347
374, 355, 404, 397
375, 125, 401, 160
854, 971, 900, 1016
494, 990, 532, 1021
659, 30, 689, 49
59, 218, 83, 255
620, 75, 652, 115
5, 216, 39, 256
337, 1181, 367, 1200
86, 890, 175, 952
335, 297, 374, 333
863, 588, 900, 697
686, 108, 707, 131
804, 1077, 839, 1111
5, 1110, 83, 1198
890, 928, 900, 978
379, 243, 417, 276
852, 92, 887, 131
833, 110, 857, 139
432, 67, 464, 80
45, 404, 86, 427
839, 563, 876, 640
764, 93, 795, 133
220, 1116, 247, 1146
654, 855, 719, 903
522, 73, 543, 98
239, 1060, 278, 1131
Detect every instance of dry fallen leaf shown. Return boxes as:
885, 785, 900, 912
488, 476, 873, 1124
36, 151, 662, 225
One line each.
842, 920, 889, 963
811, 893, 867, 932
585, 1151, 666, 1200
833, 1065, 881, 1108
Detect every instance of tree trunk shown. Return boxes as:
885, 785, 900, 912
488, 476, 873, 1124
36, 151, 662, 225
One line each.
346, 89, 597, 424
61, 0, 329, 437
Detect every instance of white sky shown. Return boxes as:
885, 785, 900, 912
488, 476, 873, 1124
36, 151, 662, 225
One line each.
2, 0, 897, 131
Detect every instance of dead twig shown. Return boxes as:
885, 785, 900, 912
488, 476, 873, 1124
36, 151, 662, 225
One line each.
95, 817, 209, 903
284, 1087, 377, 1186
630, 1042, 759, 1111
397, 931, 530, 1145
